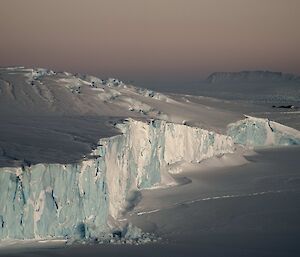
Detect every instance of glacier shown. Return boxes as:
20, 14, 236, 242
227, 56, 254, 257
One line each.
0, 119, 234, 240
227, 116, 300, 147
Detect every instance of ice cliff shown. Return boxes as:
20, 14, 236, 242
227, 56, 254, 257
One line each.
227, 116, 300, 147
0, 119, 234, 240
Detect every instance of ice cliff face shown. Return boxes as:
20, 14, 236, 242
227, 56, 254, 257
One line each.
0, 119, 234, 240
227, 116, 300, 147
0, 162, 109, 240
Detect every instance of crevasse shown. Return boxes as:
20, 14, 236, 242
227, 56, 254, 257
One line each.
0, 118, 234, 240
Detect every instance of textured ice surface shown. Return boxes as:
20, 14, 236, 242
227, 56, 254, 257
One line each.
0, 119, 234, 240
0, 161, 109, 240
227, 116, 300, 146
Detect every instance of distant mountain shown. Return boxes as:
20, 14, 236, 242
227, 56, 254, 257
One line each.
206, 71, 300, 83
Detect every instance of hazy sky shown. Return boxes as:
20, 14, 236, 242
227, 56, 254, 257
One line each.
0, 0, 299, 85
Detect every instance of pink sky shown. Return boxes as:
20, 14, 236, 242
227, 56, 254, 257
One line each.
0, 0, 299, 83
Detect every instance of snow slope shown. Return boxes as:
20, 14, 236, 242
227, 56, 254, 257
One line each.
0, 67, 172, 118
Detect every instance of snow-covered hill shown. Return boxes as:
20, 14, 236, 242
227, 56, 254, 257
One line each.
0, 67, 173, 118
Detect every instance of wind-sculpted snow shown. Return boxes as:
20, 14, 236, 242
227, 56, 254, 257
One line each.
227, 116, 300, 147
0, 67, 175, 119
0, 119, 234, 240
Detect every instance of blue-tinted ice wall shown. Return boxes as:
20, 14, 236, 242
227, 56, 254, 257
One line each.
227, 116, 300, 146
0, 119, 234, 240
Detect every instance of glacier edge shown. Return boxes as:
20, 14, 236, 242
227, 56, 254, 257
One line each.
0, 118, 234, 240
227, 116, 300, 147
